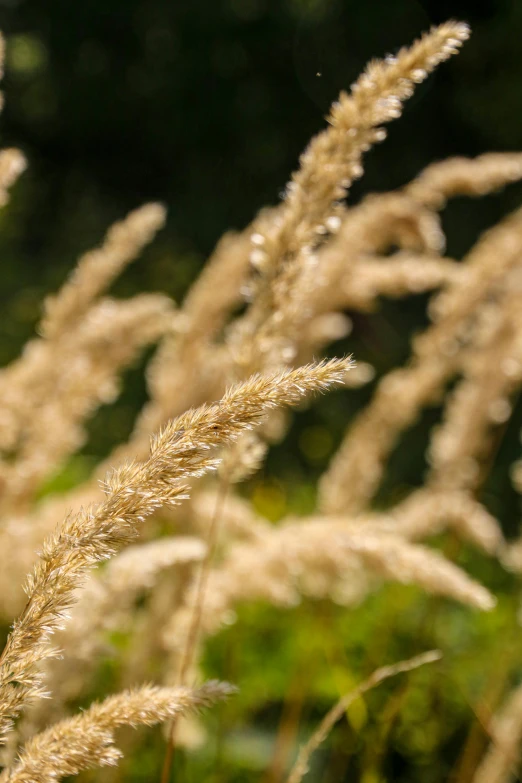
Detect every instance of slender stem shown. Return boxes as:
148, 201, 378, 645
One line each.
160, 479, 229, 783
286, 650, 441, 783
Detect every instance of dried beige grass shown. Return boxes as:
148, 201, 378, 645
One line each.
407, 152, 522, 209
0, 359, 349, 740
40, 203, 167, 341
0, 17, 521, 782
319, 205, 522, 515
0, 210, 171, 476
15, 537, 208, 743
2, 681, 234, 783
162, 516, 494, 660
0, 293, 175, 511
226, 21, 469, 373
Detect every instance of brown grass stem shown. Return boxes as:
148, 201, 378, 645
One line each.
286, 650, 442, 783
160, 478, 230, 783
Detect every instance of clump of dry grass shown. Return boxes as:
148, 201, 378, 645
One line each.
0, 18, 520, 783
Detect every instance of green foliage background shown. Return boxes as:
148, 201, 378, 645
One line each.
1, 0, 522, 781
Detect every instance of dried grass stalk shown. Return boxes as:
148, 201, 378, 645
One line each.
0, 294, 175, 511
0, 359, 350, 740
255, 20, 469, 279
40, 203, 167, 340
163, 518, 494, 659
2, 681, 234, 783
227, 21, 469, 373
407, 152, 522, 209
287, 650, 442, 783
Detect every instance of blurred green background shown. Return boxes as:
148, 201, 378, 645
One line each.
1, 1, 522, 782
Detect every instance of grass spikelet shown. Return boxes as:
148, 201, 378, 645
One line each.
0, 359, 350, 740
40, 203, 167, 341
2, 681, 235, 783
